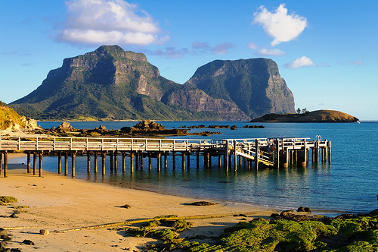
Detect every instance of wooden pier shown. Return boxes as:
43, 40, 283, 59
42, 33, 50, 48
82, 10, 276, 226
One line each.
0, 136, 331, 178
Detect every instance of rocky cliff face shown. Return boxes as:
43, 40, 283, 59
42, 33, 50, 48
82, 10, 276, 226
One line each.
0, 104, 39, 132
162, 87, 249, 120
11, 46, 295, 121
182, 59, 295, 118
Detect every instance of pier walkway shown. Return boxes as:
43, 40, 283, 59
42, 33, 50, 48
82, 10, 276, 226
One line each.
0, 136, 331, 178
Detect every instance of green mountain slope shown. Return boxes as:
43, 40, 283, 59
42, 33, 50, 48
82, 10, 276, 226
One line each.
11, 46, 295, 120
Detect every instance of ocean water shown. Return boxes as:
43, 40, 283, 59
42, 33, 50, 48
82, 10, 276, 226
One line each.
17, 121, 377, 214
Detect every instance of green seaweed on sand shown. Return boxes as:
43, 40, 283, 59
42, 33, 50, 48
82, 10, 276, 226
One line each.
0, 196, 18, 205
122, 211, 378, 251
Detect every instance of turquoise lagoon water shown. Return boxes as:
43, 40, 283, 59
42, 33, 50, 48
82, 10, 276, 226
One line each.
21, 121, 378, 214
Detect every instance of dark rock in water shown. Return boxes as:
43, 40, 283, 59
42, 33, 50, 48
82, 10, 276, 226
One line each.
230, 125, 237, 130
186, 201, 217, 206
131, 120, 165, 131
242, 125, 264, 128
304, 207, 311, 213
208, 125, 229, 129
297, 207, 305, 212
56, 122, 76, 132
22, 240, 34, 245
297, 206, 311, 213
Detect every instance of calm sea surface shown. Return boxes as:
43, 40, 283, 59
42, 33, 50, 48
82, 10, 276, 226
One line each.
15, 121, 377, 214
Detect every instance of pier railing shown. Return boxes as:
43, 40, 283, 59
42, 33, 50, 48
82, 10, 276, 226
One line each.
0, 136, 331, 178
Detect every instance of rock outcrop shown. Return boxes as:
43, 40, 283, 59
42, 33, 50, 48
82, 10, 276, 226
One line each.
0, 103, 39, 132
251, 110, 359, 123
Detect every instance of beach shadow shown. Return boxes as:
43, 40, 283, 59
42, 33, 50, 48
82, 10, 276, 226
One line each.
20, 231, 40, 235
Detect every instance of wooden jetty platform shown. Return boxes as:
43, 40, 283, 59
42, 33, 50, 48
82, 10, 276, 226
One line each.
0, 136, 331, 178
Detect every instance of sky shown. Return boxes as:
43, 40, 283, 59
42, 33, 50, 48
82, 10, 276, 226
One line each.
0, 0, 377, 120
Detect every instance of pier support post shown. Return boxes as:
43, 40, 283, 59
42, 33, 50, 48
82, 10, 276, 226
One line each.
248, 160, 251, 170
328, 141, 332, 164
196, 152, 199, 169
233, 140, 237, 171
87, 153, 91, 174
57, 153, 62, 174
173, 152, 176, 169
110, 152, 114, 172
4, 152, 8, 178
33, 153, 37, 175
64, 153, 68, 176
38, 152, 43, 177
255, 139, 259, 170
208, 153, 211, 168
122, 152, 126, 173
283, 148, 289, 168
157, 152, 161, 171
102, 152, 106, 176
299, 150, 307, 168
290, 150, 294, 167
114, 152, 118, 173
186, 152, 190, 169
181, 152, 186, 171
164, 152, 168, 169
27, 152, 31, 173
94, 152, 98, 174
275, 139, 280, 169
225, 141, 229, 171
148, 153, 152, 171
71, 152, 76, 178
218, 155, 222, 168
130, 152, 134, 173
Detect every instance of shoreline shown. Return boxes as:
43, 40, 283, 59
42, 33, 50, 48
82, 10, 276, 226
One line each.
0, 167, 275, 251
6, 154, 347, 216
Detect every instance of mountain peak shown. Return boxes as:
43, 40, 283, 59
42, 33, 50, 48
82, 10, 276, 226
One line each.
95, 45, 125, 54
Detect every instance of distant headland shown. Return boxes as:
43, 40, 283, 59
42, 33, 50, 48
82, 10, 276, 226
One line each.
251, 110, 359, 123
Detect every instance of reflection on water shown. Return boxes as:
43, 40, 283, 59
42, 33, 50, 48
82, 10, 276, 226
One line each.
30, 121, 378, 213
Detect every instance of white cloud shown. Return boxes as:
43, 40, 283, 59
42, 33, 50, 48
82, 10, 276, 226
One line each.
248, 42, 257, 50
58, 0, 161, 45
253, 4, 307, 46
285, 56, 315, 69
257, 48, 285, 56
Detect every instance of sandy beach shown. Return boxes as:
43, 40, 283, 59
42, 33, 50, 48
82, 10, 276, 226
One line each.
0, 158, 274, 251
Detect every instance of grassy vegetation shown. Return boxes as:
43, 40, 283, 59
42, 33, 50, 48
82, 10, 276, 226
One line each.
0, 196, 18, 205
0, 104, 25, 130
122, 213, 378, 251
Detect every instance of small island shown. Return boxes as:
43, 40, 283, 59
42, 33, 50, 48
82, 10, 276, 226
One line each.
251, 110, 359, 123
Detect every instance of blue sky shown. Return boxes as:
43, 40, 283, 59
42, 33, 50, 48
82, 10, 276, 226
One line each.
1, 0, 377, 119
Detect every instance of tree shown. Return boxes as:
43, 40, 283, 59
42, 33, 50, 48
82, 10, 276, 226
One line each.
296, 108, 301, 114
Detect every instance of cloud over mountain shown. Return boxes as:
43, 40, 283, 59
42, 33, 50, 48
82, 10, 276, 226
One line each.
58, 0, 161, 45
253, 4, 307, 46
285, 56, 315, 69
